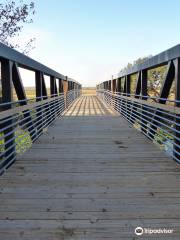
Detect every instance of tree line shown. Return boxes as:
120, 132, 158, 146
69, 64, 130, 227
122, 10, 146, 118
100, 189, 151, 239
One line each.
119, 57, 174, 99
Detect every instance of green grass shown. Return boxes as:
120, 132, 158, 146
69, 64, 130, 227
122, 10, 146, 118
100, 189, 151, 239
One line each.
133, 120, 174, 157
0, 87, 43, 161
0, 133, 4, 153
15, 129, 32, 154
0, 129, 32, 161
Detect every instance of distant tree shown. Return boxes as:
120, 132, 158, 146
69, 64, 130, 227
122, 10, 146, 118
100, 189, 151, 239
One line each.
0, 0, 35, 54
119, 57, 151, 75
148, 65, 167, 98
119, 56, 171, 99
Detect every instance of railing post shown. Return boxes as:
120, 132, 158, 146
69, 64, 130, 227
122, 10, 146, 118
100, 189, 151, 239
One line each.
50, 76, 56, 97
112, 77, 116, 110
63, 76, 68, 108
35, 71, 43, 135
50, 76, 57, 121
116, 78, 121, 113
59, 78, 62, 94
130, 71, 141, 124
58, 78, 65, 111
41, 74, 52, 126
1, 59, 15, 169
126, 75, 131, 121
174, 58, 180, 162
141, 69, 148, 133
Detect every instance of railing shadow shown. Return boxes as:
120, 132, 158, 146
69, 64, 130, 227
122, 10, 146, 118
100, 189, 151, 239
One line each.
64, 95, 118, 117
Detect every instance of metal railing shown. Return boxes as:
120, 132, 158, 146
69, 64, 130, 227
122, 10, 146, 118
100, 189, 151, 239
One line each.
97, 90, 180, 163
0, 89, 81, 174
0, 42, 82, 173
96, 44, 180, 164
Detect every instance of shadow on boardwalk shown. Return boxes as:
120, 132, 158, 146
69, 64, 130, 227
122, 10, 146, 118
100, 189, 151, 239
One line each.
64, 95, 118, 116
0, 96, 180, 239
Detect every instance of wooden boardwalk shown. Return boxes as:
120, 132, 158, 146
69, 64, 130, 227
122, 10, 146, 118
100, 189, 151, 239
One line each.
0, 95, 180, 239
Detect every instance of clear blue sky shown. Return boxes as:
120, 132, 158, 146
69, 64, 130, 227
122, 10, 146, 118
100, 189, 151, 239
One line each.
20, 0, 180, 86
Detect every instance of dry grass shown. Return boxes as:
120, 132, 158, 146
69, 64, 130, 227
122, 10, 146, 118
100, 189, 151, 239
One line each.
12, 87, 97, 99
13, 87, 51, 100
82, 87, 96, 96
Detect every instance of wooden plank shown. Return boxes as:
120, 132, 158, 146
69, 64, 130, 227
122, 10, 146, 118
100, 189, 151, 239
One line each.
0, 96, 180, 239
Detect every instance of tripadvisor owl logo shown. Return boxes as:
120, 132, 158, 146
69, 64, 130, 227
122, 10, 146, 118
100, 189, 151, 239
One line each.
135, 227, 143, 236
134, 226, 174, 235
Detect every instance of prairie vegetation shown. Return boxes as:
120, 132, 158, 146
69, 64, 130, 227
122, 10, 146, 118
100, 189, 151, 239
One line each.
82, 87, 96, 96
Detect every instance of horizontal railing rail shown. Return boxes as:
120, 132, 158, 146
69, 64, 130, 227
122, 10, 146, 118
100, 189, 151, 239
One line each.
0, 43, 82, 174
96, 44, 180, 164
0, 89, 81, 174
97, 90, 180, 163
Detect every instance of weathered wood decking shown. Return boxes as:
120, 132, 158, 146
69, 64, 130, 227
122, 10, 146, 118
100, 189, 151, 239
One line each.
0, 95, 180, 239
